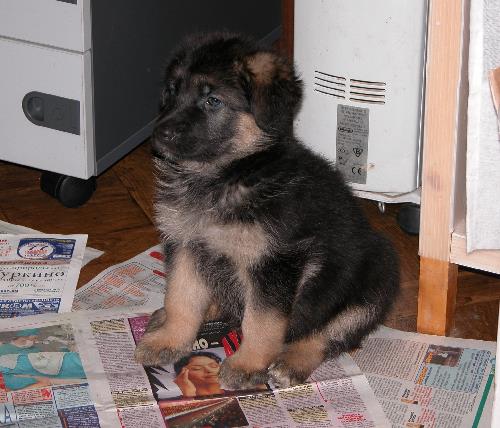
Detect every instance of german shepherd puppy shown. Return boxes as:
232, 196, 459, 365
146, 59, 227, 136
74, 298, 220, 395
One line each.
135, 33, 399, 388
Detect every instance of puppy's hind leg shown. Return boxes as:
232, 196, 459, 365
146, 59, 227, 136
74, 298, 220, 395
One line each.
269, 304, 382, 387
135, 247, 211, 366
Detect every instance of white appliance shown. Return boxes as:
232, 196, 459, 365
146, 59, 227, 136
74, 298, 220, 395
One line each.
294, 0, 428, 203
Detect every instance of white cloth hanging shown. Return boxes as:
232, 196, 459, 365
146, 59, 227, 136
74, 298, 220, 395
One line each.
466, 0, 500, 252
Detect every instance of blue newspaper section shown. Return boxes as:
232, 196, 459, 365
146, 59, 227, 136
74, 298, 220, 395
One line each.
58, 405, 101, 428
17, 238, 75, 260
0, 298, 61, 318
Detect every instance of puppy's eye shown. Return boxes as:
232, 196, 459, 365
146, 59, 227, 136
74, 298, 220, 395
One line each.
206, 96, 223, 108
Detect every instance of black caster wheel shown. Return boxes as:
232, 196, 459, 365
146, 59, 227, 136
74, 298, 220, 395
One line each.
40, 171, 97, 208
397, 203, 420, 235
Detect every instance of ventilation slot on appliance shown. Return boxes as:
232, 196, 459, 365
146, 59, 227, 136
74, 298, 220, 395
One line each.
313, 70, 346, 99
348, 78, 386, 105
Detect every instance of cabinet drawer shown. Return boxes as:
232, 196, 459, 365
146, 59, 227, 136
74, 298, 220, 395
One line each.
0, 38, 94, 179
0, 0, 90, 52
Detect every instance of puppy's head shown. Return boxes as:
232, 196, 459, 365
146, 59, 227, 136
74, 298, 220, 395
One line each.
152, 33, 302, 164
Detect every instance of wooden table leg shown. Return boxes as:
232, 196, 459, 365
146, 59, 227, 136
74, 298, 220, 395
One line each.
417, 257, 458, 335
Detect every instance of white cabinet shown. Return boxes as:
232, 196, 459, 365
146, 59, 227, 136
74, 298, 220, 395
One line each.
0, 0, 94, 180
0, 0, 91, 52
0, 38, 94, 179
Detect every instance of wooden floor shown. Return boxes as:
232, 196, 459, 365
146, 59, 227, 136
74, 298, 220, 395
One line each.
0, 141, 499, 341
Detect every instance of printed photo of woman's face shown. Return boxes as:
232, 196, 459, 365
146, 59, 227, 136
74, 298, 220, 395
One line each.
183, 355, 220, 386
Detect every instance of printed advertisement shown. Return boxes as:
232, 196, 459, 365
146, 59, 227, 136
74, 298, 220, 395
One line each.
73, 245, 165, 311
0, 234, 87, 317
0, 220, 102, 267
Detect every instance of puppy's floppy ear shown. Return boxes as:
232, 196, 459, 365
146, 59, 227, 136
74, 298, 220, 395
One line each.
239, 51, 303, 137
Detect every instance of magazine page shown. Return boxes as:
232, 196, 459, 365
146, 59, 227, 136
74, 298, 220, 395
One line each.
72, 245, 165, 311
107, 310, 389, 427
0, 220, 102, 267
0, 307, 391, 427
351, 326, 496, 428
0, 234, 87, 317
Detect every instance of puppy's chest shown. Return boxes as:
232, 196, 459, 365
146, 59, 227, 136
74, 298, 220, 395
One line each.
156, 202, 269, 265
202, 222, 269, 266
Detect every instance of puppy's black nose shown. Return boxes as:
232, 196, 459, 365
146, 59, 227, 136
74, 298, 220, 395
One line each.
155, 127, 177, 142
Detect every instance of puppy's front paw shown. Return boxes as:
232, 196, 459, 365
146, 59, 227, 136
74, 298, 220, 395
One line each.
134, 338, 190, 366
218, 356, 269, 390
268, 359, 308, 389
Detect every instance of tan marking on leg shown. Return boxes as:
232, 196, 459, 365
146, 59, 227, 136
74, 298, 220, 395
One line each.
268, 333, 327, 387
296, 259, 322, 296
325, 305, 377, 344
280, 334, 327, 376
142, 247, 210, 350
230, 307, 288, 372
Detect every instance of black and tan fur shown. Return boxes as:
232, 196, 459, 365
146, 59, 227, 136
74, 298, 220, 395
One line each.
134, 33, 400, 388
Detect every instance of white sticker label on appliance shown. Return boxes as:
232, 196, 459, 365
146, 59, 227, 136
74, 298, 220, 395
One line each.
336, 105, 369, 184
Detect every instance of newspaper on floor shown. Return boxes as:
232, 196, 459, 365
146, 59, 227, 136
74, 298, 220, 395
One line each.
72, 245, 165, 311
0, 306, 390, 428
351, 326, 496, 428
0, 234, 87, 317
0, 220, 103, 267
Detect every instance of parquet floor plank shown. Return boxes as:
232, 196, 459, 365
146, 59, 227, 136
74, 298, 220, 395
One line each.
113, 141, 156, 223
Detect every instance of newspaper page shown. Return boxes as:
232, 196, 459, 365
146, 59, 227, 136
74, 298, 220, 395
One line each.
0, 220, 103, 267
72, 245, 165, 311
0, 309, 124, 427
0, 234, 87, 317
351, 326, 496, 428
0, 306, 390, 427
